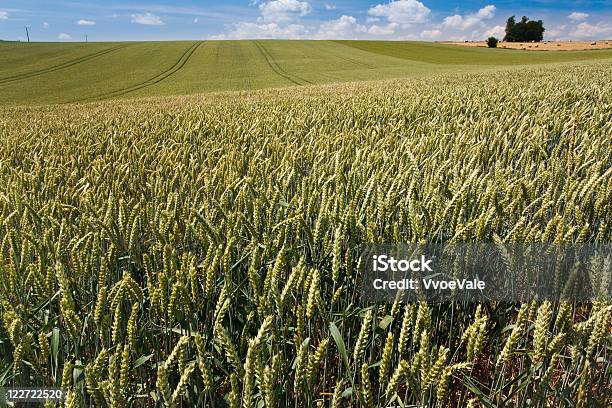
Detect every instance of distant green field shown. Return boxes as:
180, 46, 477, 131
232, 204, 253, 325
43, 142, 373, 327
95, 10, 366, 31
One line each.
1, 40, 611, 105
335, 40, 612, 65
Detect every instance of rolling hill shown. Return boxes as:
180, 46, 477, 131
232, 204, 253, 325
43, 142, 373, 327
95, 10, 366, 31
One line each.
1, 40, 611, 105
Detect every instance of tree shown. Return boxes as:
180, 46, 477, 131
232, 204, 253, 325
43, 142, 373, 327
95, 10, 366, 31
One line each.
504, 16, 517, 42
487, 37, 499, 48
503, 15, 545, 42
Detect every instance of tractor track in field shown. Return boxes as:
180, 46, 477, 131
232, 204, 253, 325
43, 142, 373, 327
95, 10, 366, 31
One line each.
0, 45, 129, 85
303, 42, 376, 69
253, 40, 312, 86
70, 41, 203, 104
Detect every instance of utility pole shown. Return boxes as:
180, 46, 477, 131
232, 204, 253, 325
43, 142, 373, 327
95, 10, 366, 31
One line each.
25, 26, 30, 42
86, 35, 88, 43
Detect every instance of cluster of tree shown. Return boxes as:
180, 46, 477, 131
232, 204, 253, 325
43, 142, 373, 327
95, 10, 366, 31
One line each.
504, 16, 545, 42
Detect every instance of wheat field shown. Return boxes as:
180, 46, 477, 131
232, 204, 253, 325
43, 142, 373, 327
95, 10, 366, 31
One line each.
0, 62, 611, 407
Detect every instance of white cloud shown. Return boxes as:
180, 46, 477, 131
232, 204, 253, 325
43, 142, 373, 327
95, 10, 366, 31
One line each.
77, 19, 96, 26
545, 25, 566, 40
368, 23, 400, 35
442, 5, 496, 31
368, 0, 431, 27
568, 12, 588, 22
193, 18, 199, 23
420, 29, 442, 39
315, 15, 367, 39
569, 21, 612, 39
213, 22, 307, 39
43, 22, 50, 29
210, 0, 520, 41
259, 0, 311, 23
0, 11, 8, 20
485, 25, 505, 39
58, 33, 72, 40
131, 12, 165, 26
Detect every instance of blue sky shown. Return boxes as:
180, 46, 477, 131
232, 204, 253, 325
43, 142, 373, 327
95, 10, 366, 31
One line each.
1, 1, 611, 42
